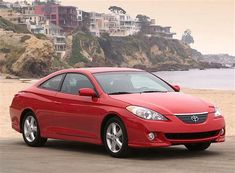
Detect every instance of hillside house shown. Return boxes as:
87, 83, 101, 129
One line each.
34, 3, 78, 32
89, 11, 140, 37
145, 19, 176, 39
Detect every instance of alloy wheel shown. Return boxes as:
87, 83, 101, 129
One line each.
106, 122, 123, 153
23, 115, 38, 142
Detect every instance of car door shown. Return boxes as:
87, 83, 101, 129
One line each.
35, 73, 65, 136
53, 73, 105, 141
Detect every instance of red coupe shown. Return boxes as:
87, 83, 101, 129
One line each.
10, 68, 225, 157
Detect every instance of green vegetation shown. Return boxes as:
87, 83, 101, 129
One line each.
0, 48, 11, 53
69, 32, 104, 65
99, 34, 150, 64
181, 29, 194, 45
0, 40, 26, 73
69, 33, 88, 64
34, 33, 47, 40
20, 35, 31, 42
0, 17, 30, 33
51, 55, 71, 70
108, 6, 126, 14
136, 14, 151, 33
5, 47, 26, 72
94, 33, 199, 68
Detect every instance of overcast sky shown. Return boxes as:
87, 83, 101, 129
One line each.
9, 0, 235, 55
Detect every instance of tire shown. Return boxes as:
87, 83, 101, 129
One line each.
22, 111, 47, 147
185, 142, 211, 151
103, 117, 129, 158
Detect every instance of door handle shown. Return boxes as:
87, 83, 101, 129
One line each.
54, 101, 61, 104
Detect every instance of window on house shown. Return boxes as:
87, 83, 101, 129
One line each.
51, 14, 56, 19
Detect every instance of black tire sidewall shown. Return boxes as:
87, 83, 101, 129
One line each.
103, 117, 128, 157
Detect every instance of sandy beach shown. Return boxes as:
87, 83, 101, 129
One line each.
0, 79, 234, 138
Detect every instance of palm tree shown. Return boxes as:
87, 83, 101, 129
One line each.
108, 6, 126, 14
181, 29, 194, 45
136, 14, 151, 33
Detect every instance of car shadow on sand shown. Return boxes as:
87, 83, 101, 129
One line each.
14, 139, 221, 160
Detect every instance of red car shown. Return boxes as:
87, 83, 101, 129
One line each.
10, 68, 225, 157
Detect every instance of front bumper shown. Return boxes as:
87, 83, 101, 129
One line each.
124, 112, 225, 148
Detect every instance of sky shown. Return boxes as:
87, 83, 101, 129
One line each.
9, 0, 235, 55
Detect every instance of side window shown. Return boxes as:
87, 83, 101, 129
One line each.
40, 74, 64, 91
61, 73, 94, 95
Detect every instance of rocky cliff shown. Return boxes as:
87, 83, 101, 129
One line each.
0, 17, 67, 77
202, 54, 235, 67
0, 30, 67, 77
68, 32, 217, 71
0, 17, 227, 78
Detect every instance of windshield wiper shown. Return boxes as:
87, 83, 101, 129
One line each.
108, 92, 133, 95
141, 90, 167, 93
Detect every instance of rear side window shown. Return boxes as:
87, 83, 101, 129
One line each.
61, 73, 94, 95
40, 74, 64, 91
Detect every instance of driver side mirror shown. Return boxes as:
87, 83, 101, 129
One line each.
79, 88, 97, 97
172, 85, 180, 92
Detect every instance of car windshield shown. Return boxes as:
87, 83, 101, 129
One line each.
94, 71, 174, 95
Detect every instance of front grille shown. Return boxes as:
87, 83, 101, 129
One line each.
165, 130, 220, 140
175, 112, 208, 124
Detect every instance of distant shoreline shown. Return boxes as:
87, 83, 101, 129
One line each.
155, 68, 235, 91
152, 67, 235, 72
1, 67, 234, 78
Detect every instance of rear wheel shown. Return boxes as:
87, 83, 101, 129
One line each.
185, 142, 211, 151
103, 117, 129, 157
22, 112, 47, 147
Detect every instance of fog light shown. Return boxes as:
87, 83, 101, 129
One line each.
147, 132, 155, 141
220, 128, 225, 136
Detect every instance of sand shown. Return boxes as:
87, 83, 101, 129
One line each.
0, 79, 234, 139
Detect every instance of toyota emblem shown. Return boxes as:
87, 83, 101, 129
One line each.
191, 115, 199, 122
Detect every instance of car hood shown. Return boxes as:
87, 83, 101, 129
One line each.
110, 92, 213, 115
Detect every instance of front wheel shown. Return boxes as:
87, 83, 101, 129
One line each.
103, 117, 129, 157
185, 142, 211, 151
22, 112, 47, 147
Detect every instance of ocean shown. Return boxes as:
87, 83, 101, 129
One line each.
155, 68, 235, 90
1, 68, 234, 90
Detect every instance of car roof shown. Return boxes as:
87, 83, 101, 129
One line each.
58, 67, 144, 74
34, 67, 145, 87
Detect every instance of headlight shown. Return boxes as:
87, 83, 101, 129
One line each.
126, 106, 167, 121
214, 107, 222, 117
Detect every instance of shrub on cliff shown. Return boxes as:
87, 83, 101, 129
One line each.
69, 34, 89, 64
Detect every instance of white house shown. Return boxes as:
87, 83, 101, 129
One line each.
42, 20, 66, 57
24, 14, 45, 34
89, 12, 109, 37
108, 12, 140, 37
89, 11, 140, 37
0, 0, 13, 8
